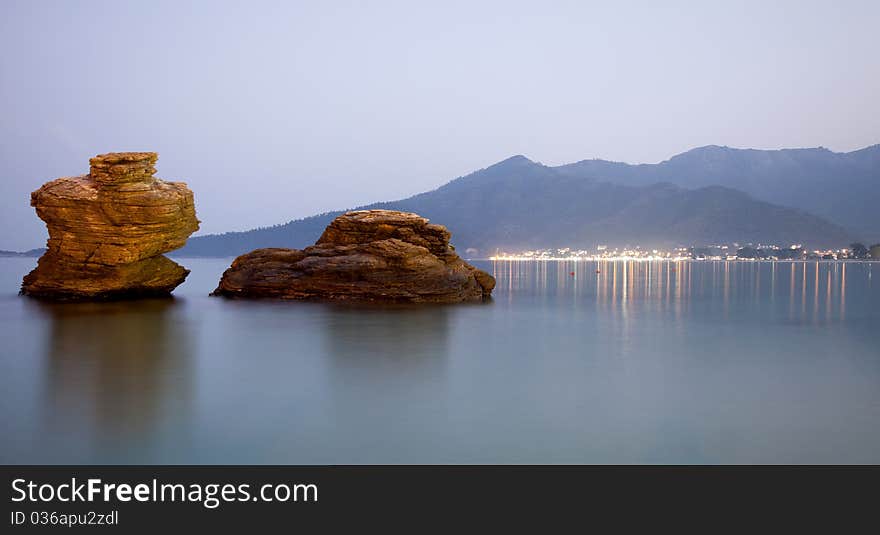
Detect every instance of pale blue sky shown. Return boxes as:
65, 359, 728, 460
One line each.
2, 0, 878, 249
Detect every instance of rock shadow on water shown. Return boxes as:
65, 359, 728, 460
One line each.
315, 302, 458, 442
28, 297, 195, 447
319, 301, 466, 378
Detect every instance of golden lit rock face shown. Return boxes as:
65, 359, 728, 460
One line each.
21, 152, 200, 299
89, 151, 158, 186
213, 209, 495, 303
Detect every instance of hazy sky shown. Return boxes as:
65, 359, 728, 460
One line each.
1, 0, 878, 250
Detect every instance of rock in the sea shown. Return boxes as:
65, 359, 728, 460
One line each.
212, 210, 495, 303
21, 152, 199, 299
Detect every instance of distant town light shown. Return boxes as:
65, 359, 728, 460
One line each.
487, 243, 862, 262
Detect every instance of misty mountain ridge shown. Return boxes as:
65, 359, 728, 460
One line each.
556, 144, 880, 238
179, 145, 874, 257
0, 248, 45, 258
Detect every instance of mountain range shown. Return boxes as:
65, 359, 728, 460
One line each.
178, 145, 879, 257
556, 144, 879, 239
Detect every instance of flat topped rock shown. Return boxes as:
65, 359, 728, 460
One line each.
89, 151, 159, 186
90, 151, 158, 165
213, 210, 495, 303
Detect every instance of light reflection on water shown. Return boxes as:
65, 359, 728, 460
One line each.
494, 259, 862, 326
0, 258, 878, 464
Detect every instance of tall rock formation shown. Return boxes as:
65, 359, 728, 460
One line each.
212, 210, 495, 303
21, 152, 199, 299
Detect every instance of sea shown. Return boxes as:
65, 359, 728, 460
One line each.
1, 257, 878, 464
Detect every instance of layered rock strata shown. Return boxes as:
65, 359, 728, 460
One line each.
21, 152, 199, 299
212, 210, 495, 303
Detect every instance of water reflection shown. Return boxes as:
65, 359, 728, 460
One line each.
1, 257, 877, 464
322, 304, 450, 361
302, 304, 453, 457
29, 298, 194, 443
321, 303, 452, 394
491, 260, 860, 326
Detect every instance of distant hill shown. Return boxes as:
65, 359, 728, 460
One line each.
0, 248, 44, 258
557, 144, 880, 239
179, 153, 855, 257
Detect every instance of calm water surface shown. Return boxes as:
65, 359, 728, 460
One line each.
1, 258, 878, 463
